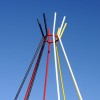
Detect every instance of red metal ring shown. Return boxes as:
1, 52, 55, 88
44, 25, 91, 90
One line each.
43, 34, 59, 44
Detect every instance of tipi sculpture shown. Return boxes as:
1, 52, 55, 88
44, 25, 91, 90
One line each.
14, 12, 82, 100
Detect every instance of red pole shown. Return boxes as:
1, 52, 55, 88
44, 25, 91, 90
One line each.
24, 38, 46, 100
43, 29, 51, 100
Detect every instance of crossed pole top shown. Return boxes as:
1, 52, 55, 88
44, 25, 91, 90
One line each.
37, 13, 67, 44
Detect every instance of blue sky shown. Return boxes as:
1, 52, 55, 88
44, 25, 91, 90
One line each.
0, 0, 100, 100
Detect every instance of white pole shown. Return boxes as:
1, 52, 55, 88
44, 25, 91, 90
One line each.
57, 17, 83, 100
52, 12, 60, 100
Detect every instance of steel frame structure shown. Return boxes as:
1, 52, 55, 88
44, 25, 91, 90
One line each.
14, 12, 82, 100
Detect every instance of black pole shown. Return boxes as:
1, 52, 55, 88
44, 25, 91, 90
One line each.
43, 13, 48, 35
24, 37, 46, 100
37, 19, 45, 37
14, 38, 44, 100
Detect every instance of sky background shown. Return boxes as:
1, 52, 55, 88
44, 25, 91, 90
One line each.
0, 0, 100, 100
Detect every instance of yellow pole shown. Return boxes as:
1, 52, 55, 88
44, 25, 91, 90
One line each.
57, 23, 67, 38
56, 44, 66, 100
57, 17, 82, 100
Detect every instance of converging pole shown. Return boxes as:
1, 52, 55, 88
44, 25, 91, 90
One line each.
24, 38, 46, 100
43, 29, 51, 100
57, 16, 83, 100
53, 12, 61, 100
56, 44, 66, 100
14, 38, 44, 100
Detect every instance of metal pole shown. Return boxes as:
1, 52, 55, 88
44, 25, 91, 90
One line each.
57, 16, 82, 100
43, 29, 51, 100
52, 12, 61, 100
24, 38, 46, 100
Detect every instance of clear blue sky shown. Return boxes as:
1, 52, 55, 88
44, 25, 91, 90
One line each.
0, 0, 100, 100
